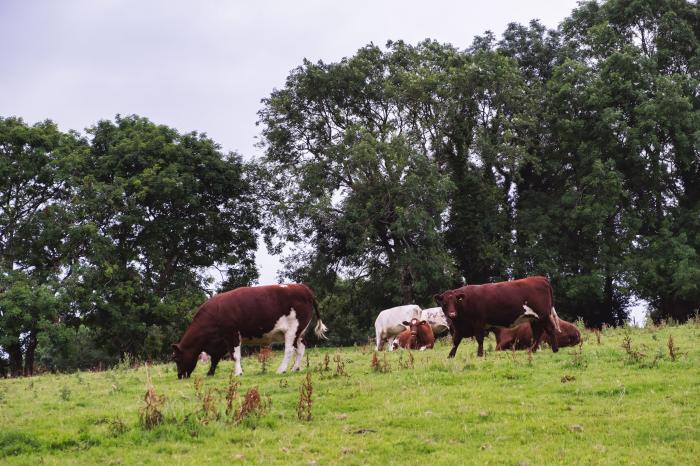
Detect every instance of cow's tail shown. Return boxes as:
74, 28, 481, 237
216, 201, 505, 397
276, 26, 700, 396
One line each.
546, 279, 561, 333
550, 307, 561, 333
312, 296, 329, 340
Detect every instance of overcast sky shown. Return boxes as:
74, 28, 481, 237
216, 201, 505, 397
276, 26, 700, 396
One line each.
1, 0, 583, 285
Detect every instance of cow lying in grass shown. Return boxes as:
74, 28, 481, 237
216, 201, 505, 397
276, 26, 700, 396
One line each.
493, 318, 581, 351
392, 318, 435, 350
374, 304, 422, 351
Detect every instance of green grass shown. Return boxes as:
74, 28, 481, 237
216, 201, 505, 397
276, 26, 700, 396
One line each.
1, 323, 699, 465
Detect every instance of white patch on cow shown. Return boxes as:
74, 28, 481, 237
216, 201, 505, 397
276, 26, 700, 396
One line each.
419, 346, 427, 351
551, 307, 562, 332
233, 338, 242, 376
421, 307, 450, 335
279, 284, 288, 288
522, 304, 539, 319
241, 309, 298, 346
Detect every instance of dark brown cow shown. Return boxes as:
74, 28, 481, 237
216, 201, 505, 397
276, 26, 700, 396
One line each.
392, 318, 435, 350
172, 284, 328, 378
493, 318, 581, 351
434, 276, 560, 357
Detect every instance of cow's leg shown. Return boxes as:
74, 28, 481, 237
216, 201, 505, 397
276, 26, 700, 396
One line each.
276, 329, 297, 374
375, 328, 385, 351
388, 336, 396, 351
291, 336, 306, 371
448, 330, 463, 358
207, 354, 221, 376
225, 332, 243, 376
529, 320, 545, 353
475, 331, 485, 357
543, 315, 559, 353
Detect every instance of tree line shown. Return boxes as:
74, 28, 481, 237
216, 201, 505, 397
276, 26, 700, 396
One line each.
1, 0, 698, 374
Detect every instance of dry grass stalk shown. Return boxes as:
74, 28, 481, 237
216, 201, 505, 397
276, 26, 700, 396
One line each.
235, 387, 270, 423
257, 346, 272, 373
200, 388, 219, 424
224, 369, 240, 417
667, 334, 678, 361
333, 354, 348, 377
297, 372, 313, 421
193, 375, 204, 400
139, 365, 166, 429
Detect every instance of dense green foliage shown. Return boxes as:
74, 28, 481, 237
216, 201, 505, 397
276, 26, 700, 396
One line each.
0, 116, 260, 375
258, 0, 700, 340
1, 323, 698, 464
1, 0, 699, 370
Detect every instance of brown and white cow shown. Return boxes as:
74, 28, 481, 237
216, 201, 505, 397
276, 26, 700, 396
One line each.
172, 284, 328, 378
493, 317, 581, 351
392, 318, 435, 350
434, 276, 560, 358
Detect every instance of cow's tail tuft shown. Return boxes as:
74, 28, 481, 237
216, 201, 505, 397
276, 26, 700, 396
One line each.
312, 296, 329, 340
550, 307, 561, 333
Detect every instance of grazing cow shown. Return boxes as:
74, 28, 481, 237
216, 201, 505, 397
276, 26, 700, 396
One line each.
172, 284, 328, 378
434, 276, 560, 358
493, 317, 581, 351
420, 307, 451, 337
374, 304, 422, 351
392, 318, 435, 350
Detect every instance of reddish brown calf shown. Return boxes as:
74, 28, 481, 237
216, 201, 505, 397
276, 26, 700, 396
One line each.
392, 318, 435, 350
493, 318, 581, 351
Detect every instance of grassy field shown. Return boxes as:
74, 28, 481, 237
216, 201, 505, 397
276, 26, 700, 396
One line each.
1, 322, 699, 465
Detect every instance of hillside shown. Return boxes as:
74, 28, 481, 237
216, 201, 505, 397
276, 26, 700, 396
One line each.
1, 322, 699, 465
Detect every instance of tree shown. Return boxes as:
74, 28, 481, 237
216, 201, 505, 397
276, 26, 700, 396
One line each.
0, 117, 83, 375
258, 44, 456, 317
70, 115, 261, 358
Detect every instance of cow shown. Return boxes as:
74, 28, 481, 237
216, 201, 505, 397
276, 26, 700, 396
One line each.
434, 276, 560, 358
420, 307, 451, 337
172, 284, 328, 378
392, 318, 435, 350
374, 304, 422, 351
493, 317, 581, 351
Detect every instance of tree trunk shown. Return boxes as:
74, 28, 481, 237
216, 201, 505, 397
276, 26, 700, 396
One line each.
7, 341, 23, 377
23, 332, 37, 377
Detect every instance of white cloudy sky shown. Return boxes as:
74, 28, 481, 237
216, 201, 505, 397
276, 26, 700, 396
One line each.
1, 0, 583, 283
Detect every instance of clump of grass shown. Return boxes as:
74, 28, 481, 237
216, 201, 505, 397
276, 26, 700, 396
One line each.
257, 347, 272, 374
235, 387, 270, 424
139, 367, 166, 430
224, 370, 241, 418
59, 386, 71, 401
333, 354, 348, 377
115, 353, 137, 371
108, 417, 128, 437
318, 354, 331, 372
398, 351, 415, 370
566, 341, 587, 369
297, 372, 313, 421
370, 352, 391, 373
193, 375, 204, 400
200, 389, 219, 424
621, 334, 646, 364
667, 334, 678, 361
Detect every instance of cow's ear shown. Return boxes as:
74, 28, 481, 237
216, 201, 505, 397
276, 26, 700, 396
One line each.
433, 294, 443, 303
172, 343, 181, 353
402, 321, 410, 326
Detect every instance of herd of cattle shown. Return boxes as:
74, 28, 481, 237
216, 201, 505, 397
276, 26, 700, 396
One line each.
172, 276, 581, 378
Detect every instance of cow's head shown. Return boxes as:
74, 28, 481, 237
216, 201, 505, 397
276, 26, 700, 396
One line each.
434, 290, 466, 319
402, 318, 427, 337
172, 343, 198, 379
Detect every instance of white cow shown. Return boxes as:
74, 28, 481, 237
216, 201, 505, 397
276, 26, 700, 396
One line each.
374, 304, 422, 351
421, 307, 451, 336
